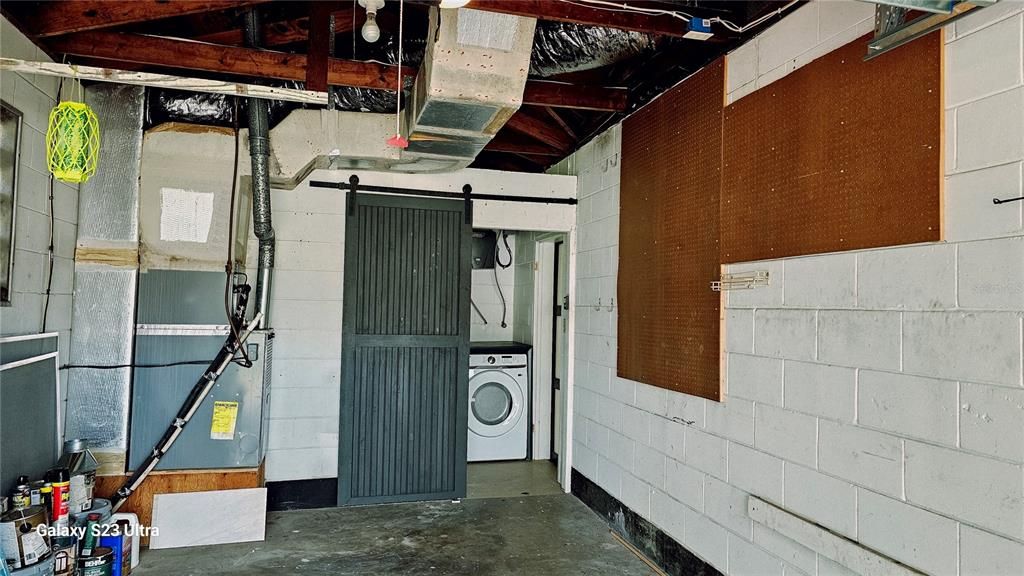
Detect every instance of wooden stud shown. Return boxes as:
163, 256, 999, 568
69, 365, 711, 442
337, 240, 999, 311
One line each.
27, 1, 272, 38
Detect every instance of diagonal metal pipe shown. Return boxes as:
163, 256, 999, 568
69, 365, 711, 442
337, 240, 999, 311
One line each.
244, 8, 275, 328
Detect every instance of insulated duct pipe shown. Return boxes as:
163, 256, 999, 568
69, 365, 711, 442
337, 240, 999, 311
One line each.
245, 8, 275, 328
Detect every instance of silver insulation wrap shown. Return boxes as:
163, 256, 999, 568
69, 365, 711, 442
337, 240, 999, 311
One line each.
529, 21, 657, 77
64, 268, 138, 462
64, 85, 144, 467
77, 84, 143, 243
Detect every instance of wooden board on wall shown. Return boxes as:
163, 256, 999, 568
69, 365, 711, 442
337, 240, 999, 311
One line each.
720, 32, 943, 263
618, 60, 724, 401
95, 465, 263, 546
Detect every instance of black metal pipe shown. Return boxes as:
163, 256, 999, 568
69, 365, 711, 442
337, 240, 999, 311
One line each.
310, 177, 579, 206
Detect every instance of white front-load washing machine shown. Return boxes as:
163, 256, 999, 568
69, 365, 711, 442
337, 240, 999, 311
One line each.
468, 351, 529, 462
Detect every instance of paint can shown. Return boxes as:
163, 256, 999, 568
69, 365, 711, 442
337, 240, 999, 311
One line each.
97, 532, 125, 576
0, 507, 50, 570
76, 548, 113, 576
56, 439, 98, 514
71, 499, 111, 528
41, 471, 69, 530
49, 537, 76, 576
9, 552, 53, 576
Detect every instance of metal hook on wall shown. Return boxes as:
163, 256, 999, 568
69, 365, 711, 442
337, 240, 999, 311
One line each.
993, 195, 1024, 205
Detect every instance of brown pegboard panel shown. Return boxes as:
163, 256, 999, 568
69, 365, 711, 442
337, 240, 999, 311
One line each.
720, 32, 942, 263
618, 60, 724, 401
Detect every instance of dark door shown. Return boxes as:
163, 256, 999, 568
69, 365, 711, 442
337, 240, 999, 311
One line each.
339, 193, 471, 505
550, 240, 569, 463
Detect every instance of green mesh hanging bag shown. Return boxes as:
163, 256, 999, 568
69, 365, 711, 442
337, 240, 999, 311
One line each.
46, 101, 100, 184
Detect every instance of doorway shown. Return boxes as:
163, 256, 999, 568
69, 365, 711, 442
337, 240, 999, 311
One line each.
465, 231, 569, 499
339, 193, 472, 506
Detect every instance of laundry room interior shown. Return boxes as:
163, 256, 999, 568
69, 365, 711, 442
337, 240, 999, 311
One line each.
466, 226, 571, 498
2, 1, 1024, 575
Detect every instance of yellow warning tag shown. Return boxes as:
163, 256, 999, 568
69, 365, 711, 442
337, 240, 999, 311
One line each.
210, 401, 239, 440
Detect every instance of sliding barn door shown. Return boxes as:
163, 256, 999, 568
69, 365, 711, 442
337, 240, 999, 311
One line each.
339, 193, 471, 505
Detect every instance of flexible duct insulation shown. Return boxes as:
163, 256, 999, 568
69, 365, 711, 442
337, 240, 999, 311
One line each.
245, 10, 275, 328
529, 21, 657, 77
143, 22, 650, 128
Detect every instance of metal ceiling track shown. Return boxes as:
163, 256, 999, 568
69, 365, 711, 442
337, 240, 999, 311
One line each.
865, 0, 998, 59
309, 175, 579, 206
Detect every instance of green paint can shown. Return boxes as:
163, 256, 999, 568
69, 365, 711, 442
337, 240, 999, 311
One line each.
76, 547, 113, 576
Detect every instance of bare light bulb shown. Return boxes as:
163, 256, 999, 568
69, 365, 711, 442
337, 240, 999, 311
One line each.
361, 12, 381, 43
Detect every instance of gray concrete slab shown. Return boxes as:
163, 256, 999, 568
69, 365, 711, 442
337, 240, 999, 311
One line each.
467, 461, 562, 499
134, 494, 655, 575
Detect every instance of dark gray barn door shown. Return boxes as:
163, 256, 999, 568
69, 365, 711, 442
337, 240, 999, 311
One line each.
339, 193, 471, 505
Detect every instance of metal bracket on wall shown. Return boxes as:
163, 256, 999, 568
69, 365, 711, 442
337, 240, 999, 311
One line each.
865, 1, 990, 60
711, 270, 769, 292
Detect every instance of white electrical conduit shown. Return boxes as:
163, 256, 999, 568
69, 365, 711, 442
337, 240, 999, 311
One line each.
562, 0, 800, 34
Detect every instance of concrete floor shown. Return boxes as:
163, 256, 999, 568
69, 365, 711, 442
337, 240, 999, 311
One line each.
135, 494, 655, 575
467, 460, 563, 499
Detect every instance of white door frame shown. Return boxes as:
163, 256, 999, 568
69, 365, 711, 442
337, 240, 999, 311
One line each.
473, 205, 577, 492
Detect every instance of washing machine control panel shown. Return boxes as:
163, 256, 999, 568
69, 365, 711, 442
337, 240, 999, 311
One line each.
469, 353, 527, 369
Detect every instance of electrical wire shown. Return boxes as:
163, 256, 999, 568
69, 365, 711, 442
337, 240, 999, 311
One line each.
60, 360, 215, 370
395, 0, 405, 139
41, 79, 65, 333
493, 230, 511, 329
41, 173, 55, 332
224, 97, 251, 367
562, 0, 799, 34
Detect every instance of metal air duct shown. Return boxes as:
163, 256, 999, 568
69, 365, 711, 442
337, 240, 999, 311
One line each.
244, 9, 275, 328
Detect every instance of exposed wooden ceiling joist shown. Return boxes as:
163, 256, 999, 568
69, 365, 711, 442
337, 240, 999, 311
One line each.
26, 0, 273, 38
485, 132, 565, 157
304, 2, 335, 92
192, 6, 356, 47
465, 0, 729, 41
522, 81, 628, 112
49, 31, 629, 112
505, 110, 576, 152
49, 31, 410, 91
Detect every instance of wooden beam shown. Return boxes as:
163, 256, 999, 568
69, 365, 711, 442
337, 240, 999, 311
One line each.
504, 110, 575, 152
466, 0, 727, 41
522, 81, 628, 112
28, 1, 272, 38
49, 31, 413, 91
193, 7, 356, 47
305, 2, 334, 92
485, 132, 564, 157
544, 106, 577, 140
0, 58, 329, 105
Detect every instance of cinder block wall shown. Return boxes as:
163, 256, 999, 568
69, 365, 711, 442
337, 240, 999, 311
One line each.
471, 232, 516, 341
0, 18, 82, 406
260, 185, 345, 481
559, 1, 1024, 574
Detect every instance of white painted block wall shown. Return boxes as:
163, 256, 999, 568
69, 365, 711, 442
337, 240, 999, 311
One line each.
471, 232, 516, 342
565, 2, 1024, 574
261, 184, 345, 482
512, 232, 536, 345
0, 17, 81, 421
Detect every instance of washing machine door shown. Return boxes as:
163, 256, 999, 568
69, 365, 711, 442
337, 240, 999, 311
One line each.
468, 370, 524, 438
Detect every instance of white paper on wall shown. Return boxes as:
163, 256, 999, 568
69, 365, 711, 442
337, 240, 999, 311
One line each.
159, 187, 214, 243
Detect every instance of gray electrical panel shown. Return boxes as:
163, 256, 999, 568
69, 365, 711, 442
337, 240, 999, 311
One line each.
128, 327, 273, 471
